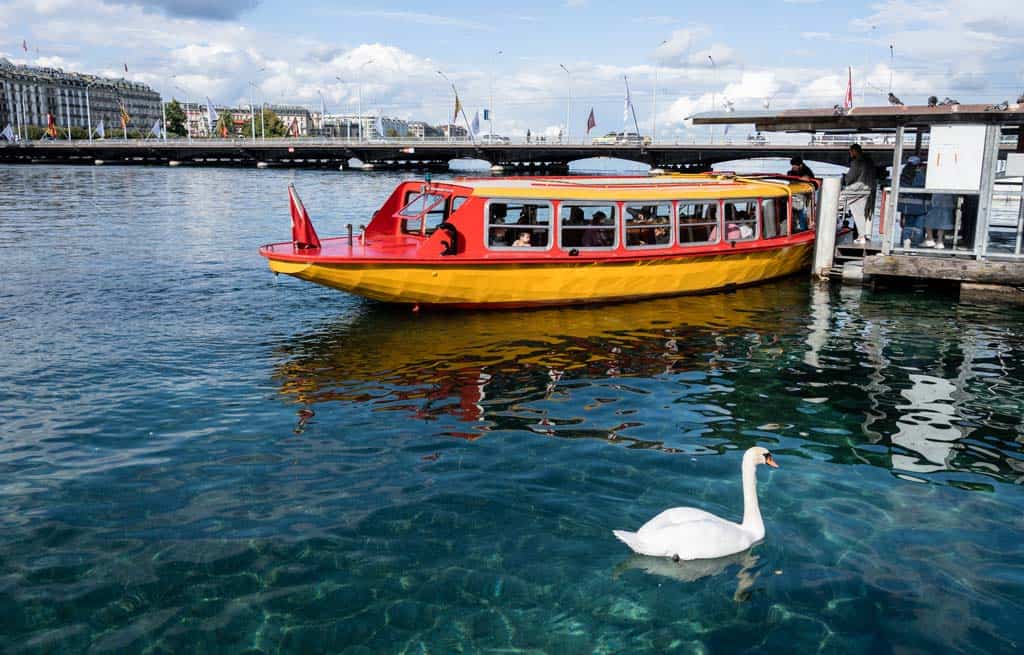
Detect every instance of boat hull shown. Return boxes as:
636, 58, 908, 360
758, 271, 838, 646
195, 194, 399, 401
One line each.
267, 242, 813, 308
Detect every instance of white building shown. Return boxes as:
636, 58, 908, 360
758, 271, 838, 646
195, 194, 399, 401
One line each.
1, 58, 161, 138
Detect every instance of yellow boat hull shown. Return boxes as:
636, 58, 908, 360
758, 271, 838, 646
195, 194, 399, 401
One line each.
267, 243, 813, 307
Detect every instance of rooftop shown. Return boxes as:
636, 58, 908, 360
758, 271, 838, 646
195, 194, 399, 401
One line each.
692, 103, 1024, 133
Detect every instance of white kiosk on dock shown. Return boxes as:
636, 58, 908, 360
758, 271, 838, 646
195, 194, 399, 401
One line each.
694, 104, 1024, 302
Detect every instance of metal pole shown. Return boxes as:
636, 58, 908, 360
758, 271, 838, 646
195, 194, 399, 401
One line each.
249, 88, 256, 139
261, 103, 265, 141
883, 125, 905, 255
653, 40, 665, 143
357, 59, 374, 143
489, 50, 501, 140
86, 85, 93, 142
708, 55, 716, 145
161, 96, 167, 141
560, 64, 571, 144
888, 44, 894, 95
64, 89, 72, 141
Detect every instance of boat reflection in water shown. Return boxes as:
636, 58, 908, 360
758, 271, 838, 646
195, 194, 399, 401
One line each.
275, 282, 802, 444
275, 280, 1024, 487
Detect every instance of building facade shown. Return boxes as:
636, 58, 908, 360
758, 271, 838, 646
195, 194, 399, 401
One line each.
0, 58, 161, 138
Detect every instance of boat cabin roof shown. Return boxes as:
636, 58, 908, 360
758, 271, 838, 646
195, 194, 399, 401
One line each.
443, 174, 815, 201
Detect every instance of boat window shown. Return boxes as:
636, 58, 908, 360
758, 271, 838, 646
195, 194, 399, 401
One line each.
486, 201, 552, 249
792, 192, 813, 232
451, 196, 468, 213
678, 201, 719, 245
761, 198, 788, 239
559, 204, 617, 250
624, 203, 672, 248
722, 200, 758, 242
400, 192, 448, 235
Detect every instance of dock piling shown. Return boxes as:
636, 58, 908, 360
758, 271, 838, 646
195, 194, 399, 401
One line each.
813, 177, 841, 280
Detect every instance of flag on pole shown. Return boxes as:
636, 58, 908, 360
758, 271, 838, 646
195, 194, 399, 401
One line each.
287, 117, 299, 137
452, 95, 462, 124
119, 103, 130, 129
123, 63, 129, 74
374, 112, 384, 137
46, 113, 58, 138
1, 124, 14, 141
288, 184, 322, 250
483, 108, 490, 121
206, 97, 218, 134
844, 66, 854, 110
22, 39, 28, 52
149, 119, 162, 138
586, 108, 596, 134
470, 110, 480, 135
94, 120, 105, 139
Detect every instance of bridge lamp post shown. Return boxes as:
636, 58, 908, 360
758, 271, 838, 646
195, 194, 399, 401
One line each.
708, 54, 717, 145
559, 64, 571, 144
357, 59, 374, 143
335, 77, 353, 140
489, 49, 501, 141
172, 84, 192, 143
652, 40, 666, 144
85, 81, 97, 142
437, 69, 460, 143
248, 68, 265, 141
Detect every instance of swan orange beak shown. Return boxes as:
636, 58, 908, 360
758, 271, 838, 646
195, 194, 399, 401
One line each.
765, 454, 779, 468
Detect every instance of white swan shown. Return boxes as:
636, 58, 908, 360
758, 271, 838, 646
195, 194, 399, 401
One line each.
613, 447, 778, 560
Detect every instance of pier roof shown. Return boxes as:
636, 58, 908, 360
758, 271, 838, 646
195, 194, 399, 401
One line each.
692, 104, 1024, 132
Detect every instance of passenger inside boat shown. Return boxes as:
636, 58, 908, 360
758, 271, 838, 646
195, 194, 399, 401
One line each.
761, 198, 787, 239
488, 201, 552, 248
679, 202, 718, 244
723, 201, 758, 241
560, 205, 615, 249
582, 211, 614, 247
626, 204, 672, 247
488, 204, 509, 246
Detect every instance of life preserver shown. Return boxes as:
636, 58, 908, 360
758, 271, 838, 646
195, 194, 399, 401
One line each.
438, 222, 459, 256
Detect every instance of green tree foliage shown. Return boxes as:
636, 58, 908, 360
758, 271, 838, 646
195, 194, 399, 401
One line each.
245, 108, 287, 138
165, 99, 187, 137
215, 109, 235, 137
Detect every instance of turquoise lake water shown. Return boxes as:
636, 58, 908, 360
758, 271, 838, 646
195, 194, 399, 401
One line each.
1, 164, 1023, 653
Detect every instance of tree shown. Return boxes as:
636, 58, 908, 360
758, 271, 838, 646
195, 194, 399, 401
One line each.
246, 108, 286, 138
215, 109, 235, 138
165, 99, 186, 137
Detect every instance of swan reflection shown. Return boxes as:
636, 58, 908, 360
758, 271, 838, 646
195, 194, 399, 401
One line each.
614, 550, 762, 601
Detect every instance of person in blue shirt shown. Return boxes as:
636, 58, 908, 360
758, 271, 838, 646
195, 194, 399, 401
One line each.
897, 156, 927, 246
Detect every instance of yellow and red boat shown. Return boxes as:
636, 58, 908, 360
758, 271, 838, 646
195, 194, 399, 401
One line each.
259, 173, 819, 309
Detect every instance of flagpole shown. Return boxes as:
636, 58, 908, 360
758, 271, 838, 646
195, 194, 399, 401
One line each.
64, 90, 72, 141
708, 55, 717, 145
559, 64, 571, 144
489, 50, 501, 140
624, 76, 641, 141
652, 40, 666, 144
357, 59, 374, 143
85, 83, 94, 142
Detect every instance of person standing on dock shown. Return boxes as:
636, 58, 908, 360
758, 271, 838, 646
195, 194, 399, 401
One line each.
897, 156, 927, 246
840, 144, 877, 244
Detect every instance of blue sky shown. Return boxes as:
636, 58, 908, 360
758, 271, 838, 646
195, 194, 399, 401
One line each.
5, 0, 1023, 139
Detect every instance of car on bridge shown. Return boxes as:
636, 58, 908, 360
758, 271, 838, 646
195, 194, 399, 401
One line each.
479, 134, 511, 144
592, 131, 651, 146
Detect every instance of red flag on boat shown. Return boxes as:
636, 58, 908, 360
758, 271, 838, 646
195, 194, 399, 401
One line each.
46, 113, 58, 138
288, 184, 321, 250
586, 108, 596, 135
844, 67, 853, 110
